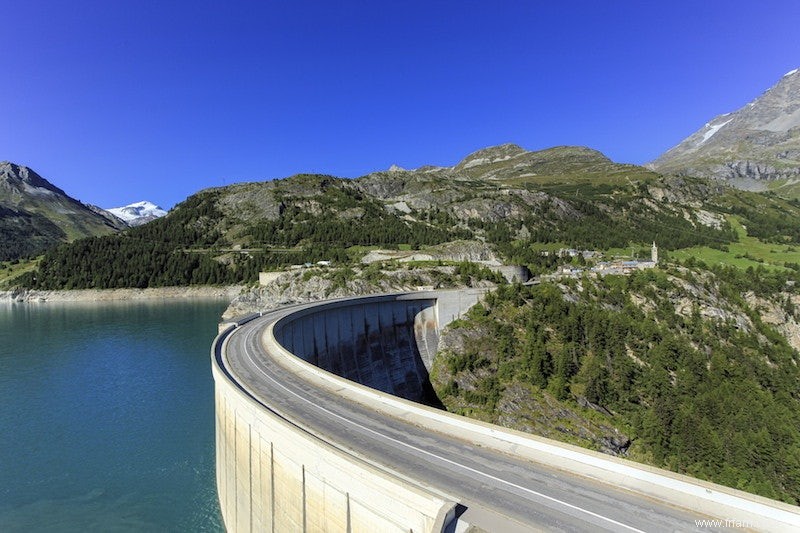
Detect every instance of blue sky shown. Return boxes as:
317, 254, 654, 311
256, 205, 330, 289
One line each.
2, 1, 799, 209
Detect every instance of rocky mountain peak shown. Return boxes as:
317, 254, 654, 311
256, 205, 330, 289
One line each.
0, 161, 68, 199
0, 161, 126, 260
454, 143, 528, 170
651, 68, 800, 191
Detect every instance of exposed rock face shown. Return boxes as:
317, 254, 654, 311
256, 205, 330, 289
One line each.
222, 266, 497, 320
215, 180, 282, 221
454, 143, 528, 171
0, 161, 126, 260
745, 291, 800, 352
0, 162, 69, 198
651, 68, 800, 190
351, 144, 620, 225
360, 240, 499, 265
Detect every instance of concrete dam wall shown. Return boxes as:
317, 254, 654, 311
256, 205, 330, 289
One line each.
213, 291, 484, 532
272, 297, 442, 404
214, 290, 800, 532
213, 359, 454, 532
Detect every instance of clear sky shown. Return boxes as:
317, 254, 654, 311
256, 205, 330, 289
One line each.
2, 1, 799, 209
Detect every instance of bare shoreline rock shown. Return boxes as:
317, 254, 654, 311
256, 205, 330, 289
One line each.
0, 285, 244, 304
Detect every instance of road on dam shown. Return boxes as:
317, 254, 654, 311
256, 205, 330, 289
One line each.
218, 302, 723, 533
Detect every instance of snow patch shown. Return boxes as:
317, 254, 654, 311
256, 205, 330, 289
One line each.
700, 118, 732, 144
106, 201, 167, 225
784, 68, 798, 77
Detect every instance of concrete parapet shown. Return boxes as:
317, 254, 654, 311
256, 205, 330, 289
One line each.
215, 290, 800, 532
262, 292, 800, 533
213, 330, 456, 532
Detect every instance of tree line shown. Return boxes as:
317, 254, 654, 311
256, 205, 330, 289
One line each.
434, 270, 800, 503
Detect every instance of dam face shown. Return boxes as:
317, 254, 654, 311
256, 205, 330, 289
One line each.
272, 297, 441, 404
213, 291, 482, 532
214, 290, 800, 533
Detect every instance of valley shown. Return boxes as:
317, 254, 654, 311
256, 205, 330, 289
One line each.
4, 69, 800, 513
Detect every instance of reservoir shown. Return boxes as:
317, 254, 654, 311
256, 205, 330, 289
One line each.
0, 299, 227, 532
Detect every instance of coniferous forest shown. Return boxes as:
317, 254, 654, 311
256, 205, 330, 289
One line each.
431, 266, 800, 504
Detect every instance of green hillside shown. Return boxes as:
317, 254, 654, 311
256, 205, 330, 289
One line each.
7, 145, 768, 289
432, 267, 800, 504
16, 144, 792, 290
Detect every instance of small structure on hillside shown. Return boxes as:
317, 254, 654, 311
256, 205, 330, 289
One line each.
549, 242, 659, 278
592, 242, 658, 275
488, 265, 531, 283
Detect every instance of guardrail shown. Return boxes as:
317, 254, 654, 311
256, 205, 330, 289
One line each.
212, 302, 459, 532
263, 292, 800, 532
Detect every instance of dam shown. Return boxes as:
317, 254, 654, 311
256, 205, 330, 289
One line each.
212, 290, 800, 532
274, 295, 446, 404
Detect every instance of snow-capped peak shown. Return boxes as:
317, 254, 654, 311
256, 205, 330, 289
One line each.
105, 201, 167, 226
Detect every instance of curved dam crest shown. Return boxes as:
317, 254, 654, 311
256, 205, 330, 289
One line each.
213, 290, 800, 532
213, 291, 484, 532
272, 295, 455, 405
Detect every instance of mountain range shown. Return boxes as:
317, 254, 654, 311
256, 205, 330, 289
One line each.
4, 67, 800, 272
0, 162, 126, 261
651, 67, 800, 196
12, 138, 800, 291
0, 162, 171, 261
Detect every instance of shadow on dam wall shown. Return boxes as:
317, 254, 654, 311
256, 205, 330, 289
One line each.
273, 297, 446, 407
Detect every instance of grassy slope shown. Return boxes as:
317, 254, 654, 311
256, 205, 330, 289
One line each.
670, 216, 800, 270
0, 259, 38, 288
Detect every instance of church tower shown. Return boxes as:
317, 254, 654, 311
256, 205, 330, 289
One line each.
651, 241, 658, 264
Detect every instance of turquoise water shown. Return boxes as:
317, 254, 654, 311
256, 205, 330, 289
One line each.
0, 299, 227, 532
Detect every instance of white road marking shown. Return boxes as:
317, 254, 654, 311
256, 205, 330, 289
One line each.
231, 320, 646, 533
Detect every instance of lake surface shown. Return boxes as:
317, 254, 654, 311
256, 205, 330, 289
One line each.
0, 299, 228, 532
